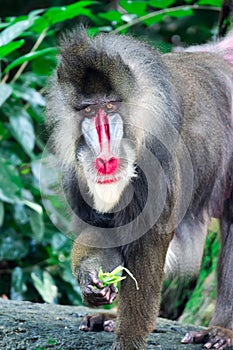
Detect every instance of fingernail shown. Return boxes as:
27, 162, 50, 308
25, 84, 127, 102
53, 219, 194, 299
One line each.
181, 335, 189, 343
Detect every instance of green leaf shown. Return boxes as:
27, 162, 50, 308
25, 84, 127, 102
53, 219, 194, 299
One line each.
19, 71, 48, 88
121, 14, 138, 22
120, 1, 147, 16
0, 158, 22, 203
3, 104, 35, 157
0, 17, 37, 46
13, 203, 29, 225
0, 39, 25, 58
28, 208, 44, 241
98, 266, 104, 280
0, 201, 4, 226
143, 13, 163, 25
167, 8, 194, 18
198, 0, 221, 6
98, 11, 123, 23
0, 122, 10, 141
4, 48, 57, 73
31, 51, 58, 76
59, 278, 82, 305
0, 230, 29, 260
31, 159, 41, 185
144, 7, 193, 25
87, 27, 112, 35
31, 268, 58, 303
1, 144, 23, 166
149, 0, 176, 9
31, 1, 95, 33
87, 27, 101, 36
10, 267, 27, 300
51, 233, 70, 253
0, 22, 12, 30
0, 83, 12, 106
101, 275, 126, 284
12, 84, 45, 106
98, 265, 139, 290
28, 9, 46, 19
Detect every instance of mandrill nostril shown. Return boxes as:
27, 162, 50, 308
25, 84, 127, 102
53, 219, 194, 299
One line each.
106, 157, 118, 174
95, 157, 118, 175
99, 158, 105, 165
95, 158, 106, 174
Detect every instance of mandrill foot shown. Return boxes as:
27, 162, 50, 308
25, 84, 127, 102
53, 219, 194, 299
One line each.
181, 326, 233, 349
79, 313, 116, 332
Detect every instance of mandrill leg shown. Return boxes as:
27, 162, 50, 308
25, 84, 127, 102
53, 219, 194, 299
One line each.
111, 232, 173, 350
182, 196, 233, 349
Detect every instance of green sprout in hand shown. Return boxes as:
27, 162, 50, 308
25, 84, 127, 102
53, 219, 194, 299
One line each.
98, 265, 139, 290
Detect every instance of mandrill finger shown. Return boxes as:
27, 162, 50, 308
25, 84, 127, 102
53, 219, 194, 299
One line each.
85, 284, 107, 295
219, 345, 228, 350
204, 335, 226, 349
212, 337, 225, 348
109, 291, 118, 303
90, 273, 103, 288
103, 319, 115, 332
91, 276, 103, 288
181, 332, 195, 344
98, 286, 111, 297
181, 331, 206, 344
110, 283, 118, 293
217, 338, 232, 350
109, 284, 118, 302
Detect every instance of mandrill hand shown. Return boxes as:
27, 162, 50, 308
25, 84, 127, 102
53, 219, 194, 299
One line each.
83, 272, 118, 307
181, 326, 233, 349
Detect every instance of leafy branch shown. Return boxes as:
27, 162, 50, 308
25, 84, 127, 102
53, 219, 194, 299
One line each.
112, 4, 220, 33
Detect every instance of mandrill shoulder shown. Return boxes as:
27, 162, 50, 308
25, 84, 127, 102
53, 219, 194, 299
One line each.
162, 51, 233, 94
163, 50, 233, 74
162, 51, 233, 122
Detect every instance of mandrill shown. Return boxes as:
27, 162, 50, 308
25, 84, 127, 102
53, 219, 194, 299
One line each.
46, 28, 233, 350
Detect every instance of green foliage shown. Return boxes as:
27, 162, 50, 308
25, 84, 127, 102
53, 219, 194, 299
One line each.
0, 3, 93, 304
98, 265, 139, 290
180, 221, 220, 326
0, 0, 223, 322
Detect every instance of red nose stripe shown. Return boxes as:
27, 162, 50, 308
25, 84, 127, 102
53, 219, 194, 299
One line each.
94, 109, 110, 152
94, 109, 119, 175
96, 157, 118, 175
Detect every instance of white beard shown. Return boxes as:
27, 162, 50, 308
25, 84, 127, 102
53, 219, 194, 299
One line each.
79, 142, 137, 213
87, 178, 130, 213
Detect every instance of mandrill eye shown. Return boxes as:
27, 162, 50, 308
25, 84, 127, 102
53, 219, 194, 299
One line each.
106, 103, 114, 110
84, 106, 92, 113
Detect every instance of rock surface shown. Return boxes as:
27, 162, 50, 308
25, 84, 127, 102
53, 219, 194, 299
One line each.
0, 299, 205, 350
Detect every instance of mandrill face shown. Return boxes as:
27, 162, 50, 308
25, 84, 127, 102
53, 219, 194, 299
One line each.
76, 101, 137, 213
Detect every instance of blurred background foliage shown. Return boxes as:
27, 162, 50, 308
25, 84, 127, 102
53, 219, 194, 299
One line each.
0, 0, 224, 325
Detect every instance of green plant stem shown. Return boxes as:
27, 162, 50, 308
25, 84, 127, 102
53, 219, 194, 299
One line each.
112, 5, 220, 34
10, 28, 48, 83
1, 71, 9, 84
